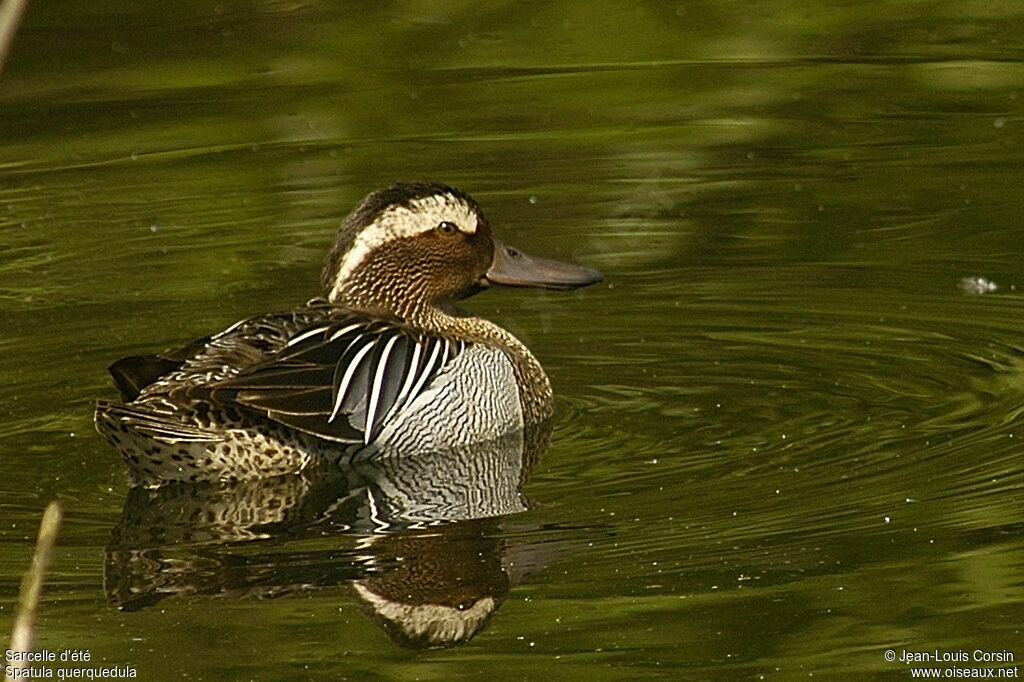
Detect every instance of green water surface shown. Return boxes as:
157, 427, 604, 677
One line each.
1, 1, 1023, 679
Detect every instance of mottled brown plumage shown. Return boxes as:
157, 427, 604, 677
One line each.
95, 182, 601, 486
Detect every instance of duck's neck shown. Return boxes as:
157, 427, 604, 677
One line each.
439, 306, 555, 426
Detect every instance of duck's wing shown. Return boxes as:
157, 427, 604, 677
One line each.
106, 303, 338, 402
204, 317, 467, 445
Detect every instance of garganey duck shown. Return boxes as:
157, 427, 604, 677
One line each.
95, 182, 601, 486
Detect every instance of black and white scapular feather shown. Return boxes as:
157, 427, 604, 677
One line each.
206, 315, 466, 445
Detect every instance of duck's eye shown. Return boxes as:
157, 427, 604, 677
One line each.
437, 221, 457, 234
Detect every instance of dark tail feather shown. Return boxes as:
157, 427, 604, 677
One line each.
108, 356, 181, 401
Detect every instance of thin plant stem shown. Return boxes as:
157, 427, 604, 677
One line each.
0, 0, 30, 77
5, 501, 63, 682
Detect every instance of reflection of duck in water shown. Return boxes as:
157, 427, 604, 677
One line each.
104, 424, 570, 648
95, 182, 600, 486
99, 183, 600, 647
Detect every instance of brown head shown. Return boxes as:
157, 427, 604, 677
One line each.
320, 182, 602, 321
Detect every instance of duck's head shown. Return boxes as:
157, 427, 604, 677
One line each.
320, 182, 602, 318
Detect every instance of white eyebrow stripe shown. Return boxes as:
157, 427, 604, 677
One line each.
328, 193, 480, 300
407, 194, 479, 234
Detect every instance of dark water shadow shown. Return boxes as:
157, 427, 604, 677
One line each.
104, 425, 562, 649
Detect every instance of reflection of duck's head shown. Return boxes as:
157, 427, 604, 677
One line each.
320, 182, 603, 320
349, 524, 511, 649
351, 582, 499, 650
